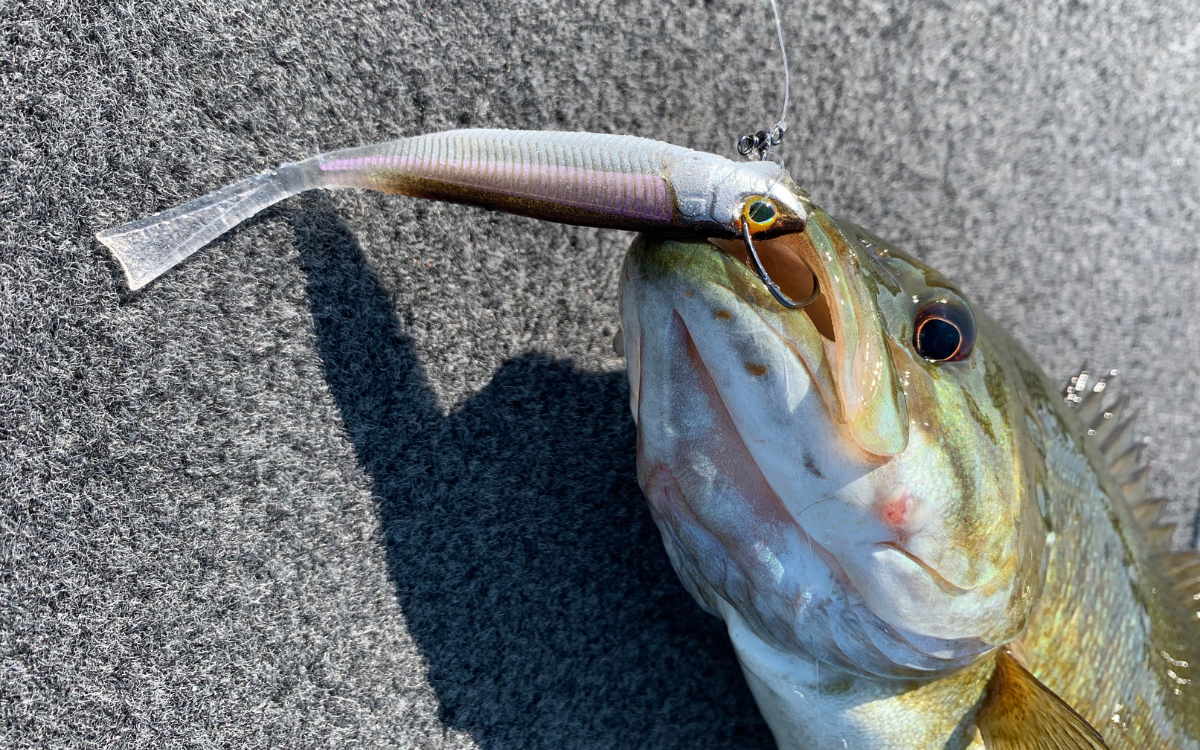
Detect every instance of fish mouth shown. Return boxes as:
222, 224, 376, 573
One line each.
707, 235, 836, 342
875, 542, 976, 595
705, 235, 840, 412
706, 218, 909, 459
622, 233, 870, 527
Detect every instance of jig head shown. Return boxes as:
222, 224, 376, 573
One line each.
739, 198, 820, 309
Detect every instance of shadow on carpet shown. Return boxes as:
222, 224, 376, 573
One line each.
287, 196, 775, 749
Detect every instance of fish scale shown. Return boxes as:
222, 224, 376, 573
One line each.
1024, 373, 1200, 747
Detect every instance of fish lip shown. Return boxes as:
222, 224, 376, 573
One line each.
875, 541, 977, 595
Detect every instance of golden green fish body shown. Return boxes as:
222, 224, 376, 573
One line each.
1020, 365, 1200, 747
620, 203, 1199, 748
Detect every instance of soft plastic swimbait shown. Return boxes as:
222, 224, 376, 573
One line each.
97, 129, 808, 293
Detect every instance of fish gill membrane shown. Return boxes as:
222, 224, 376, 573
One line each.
96, 129, 808, 291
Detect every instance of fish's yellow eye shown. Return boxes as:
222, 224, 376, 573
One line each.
744, 198, 778, 233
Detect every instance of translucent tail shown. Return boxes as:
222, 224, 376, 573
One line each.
96, 159, 320, 291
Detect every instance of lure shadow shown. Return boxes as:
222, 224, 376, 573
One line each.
289, 195, 774, 749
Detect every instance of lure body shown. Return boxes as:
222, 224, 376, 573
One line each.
98, 129, 806, 290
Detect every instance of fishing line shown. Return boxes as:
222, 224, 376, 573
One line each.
737, 0, 791, 164
769, 0, 790, 147
733, 0, 821, 311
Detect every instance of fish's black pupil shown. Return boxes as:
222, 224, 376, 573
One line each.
748, 200, 776, 224
913, 299, 975, 363
916, 318, 962, 361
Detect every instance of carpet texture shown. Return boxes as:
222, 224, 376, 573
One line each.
3, 0, 1198, 747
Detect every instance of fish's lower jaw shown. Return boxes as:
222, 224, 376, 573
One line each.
642, 460, 991, 680
723, 602, 994, 750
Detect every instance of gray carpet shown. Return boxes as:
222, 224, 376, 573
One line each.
3, 0, 1198, 747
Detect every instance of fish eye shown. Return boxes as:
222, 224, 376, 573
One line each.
744, 198, 778, 232
913, 298, 975, 362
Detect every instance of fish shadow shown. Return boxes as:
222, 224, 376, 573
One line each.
288, 196, 774, 749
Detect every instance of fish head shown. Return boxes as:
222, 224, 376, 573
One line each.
620, 207, 1046, 678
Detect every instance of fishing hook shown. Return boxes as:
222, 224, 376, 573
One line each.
741, 220, 820, 309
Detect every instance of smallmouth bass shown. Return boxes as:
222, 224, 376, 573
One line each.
620, 211, 1200, 748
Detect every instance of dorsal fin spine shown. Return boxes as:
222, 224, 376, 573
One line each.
1098, 409, 1138, 455
1061, 366, 1200, 624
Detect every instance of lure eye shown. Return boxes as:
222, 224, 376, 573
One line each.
913, 299, 975, 362
744, 198, 778, 232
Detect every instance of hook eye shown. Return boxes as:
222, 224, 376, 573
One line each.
740, 222, 820, 309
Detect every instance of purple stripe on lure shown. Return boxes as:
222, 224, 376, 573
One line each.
319, 154, 673, 222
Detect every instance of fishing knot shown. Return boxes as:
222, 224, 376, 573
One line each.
737, 124, 786, 161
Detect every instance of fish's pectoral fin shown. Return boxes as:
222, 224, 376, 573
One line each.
976, 646, 1111, 750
